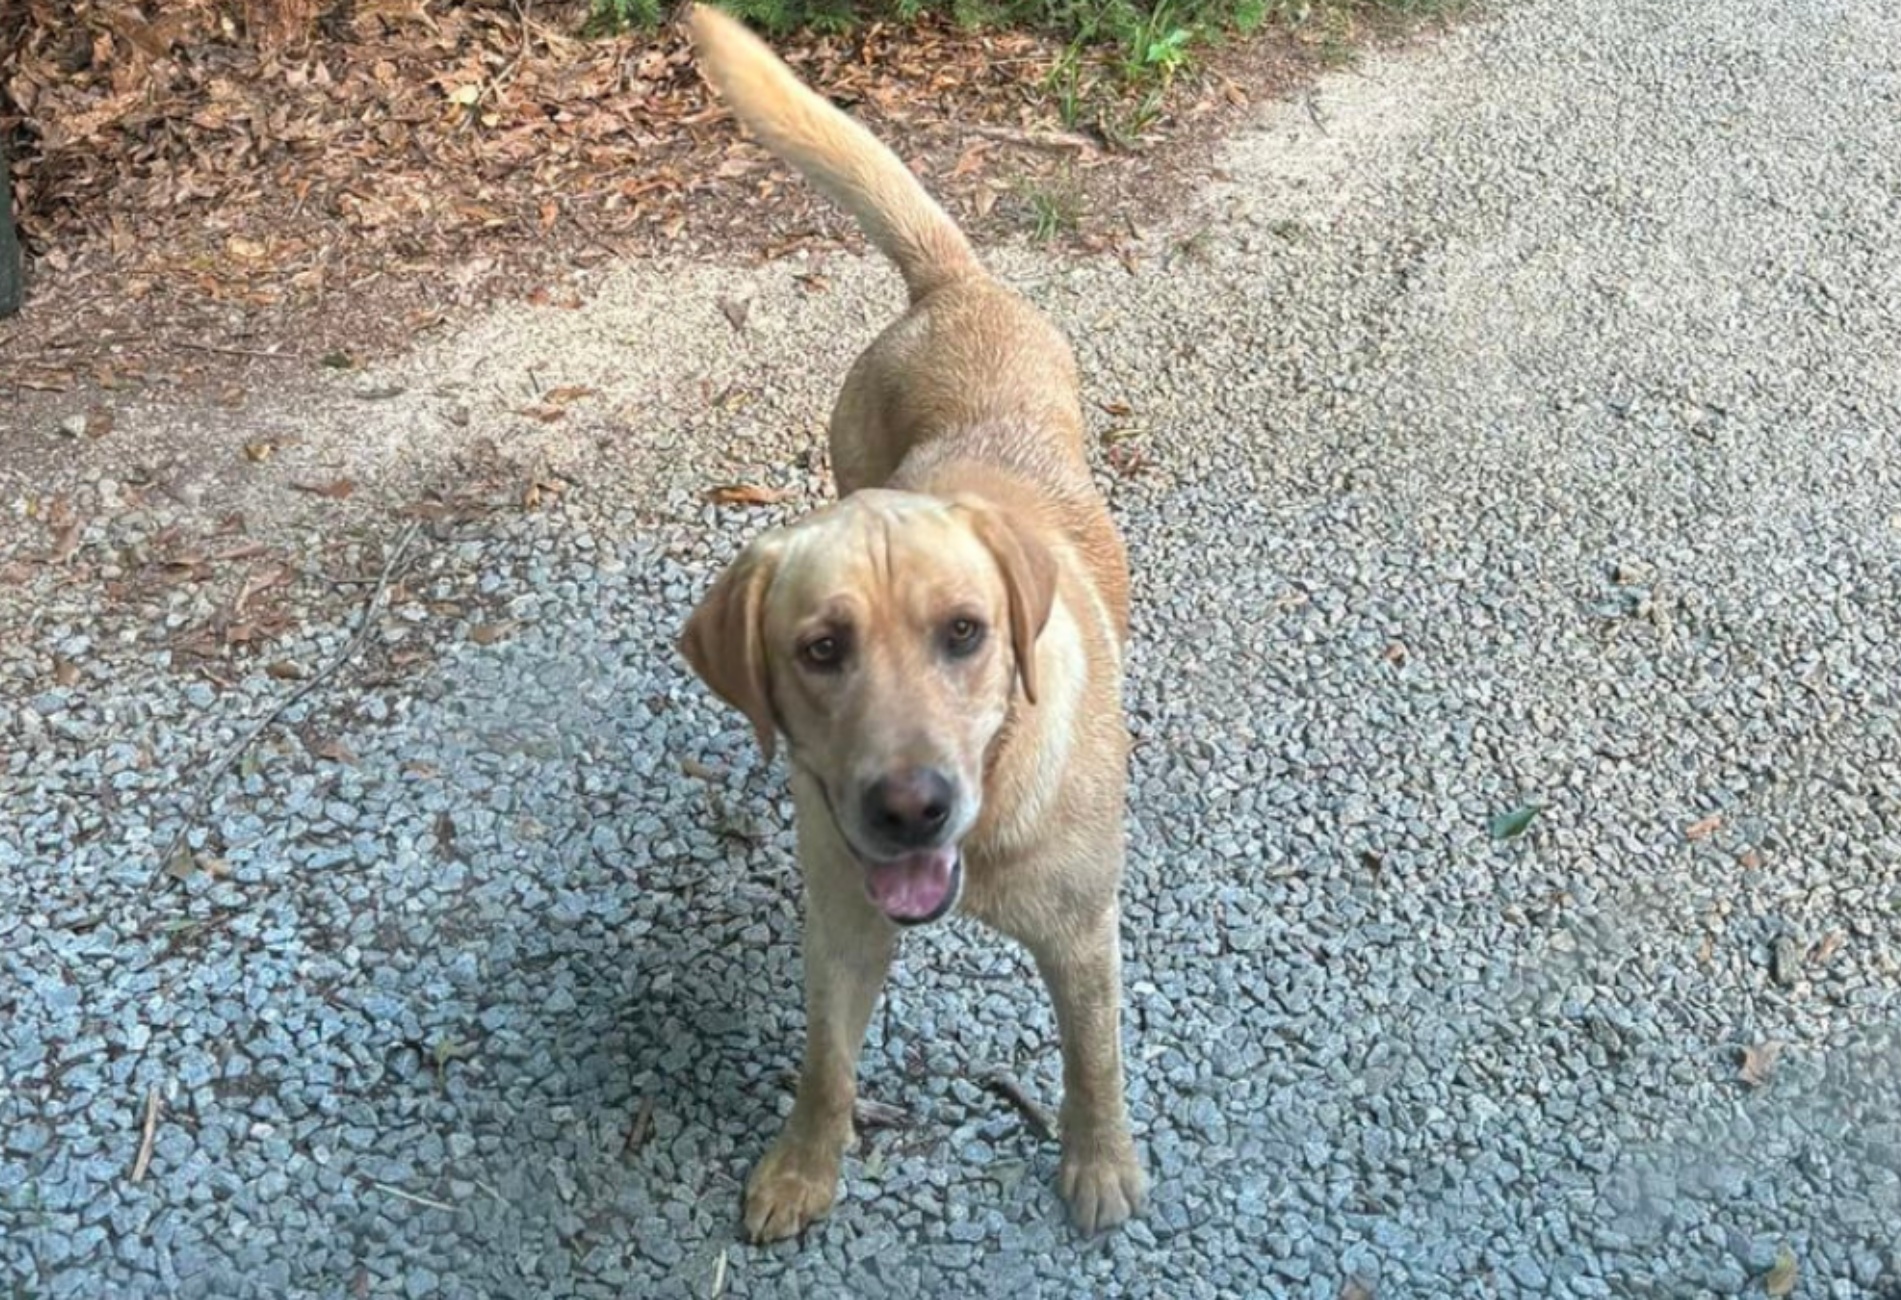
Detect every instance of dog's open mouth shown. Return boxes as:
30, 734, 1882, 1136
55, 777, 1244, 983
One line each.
863, 848, 962, 925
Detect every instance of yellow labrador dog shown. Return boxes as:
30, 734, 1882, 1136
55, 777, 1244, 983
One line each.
679, 4, 1144, 1242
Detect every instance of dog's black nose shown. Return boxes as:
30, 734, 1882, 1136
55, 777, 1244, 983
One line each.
864, 769, 954, 848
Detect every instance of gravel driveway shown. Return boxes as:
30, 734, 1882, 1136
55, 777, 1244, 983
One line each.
5, 0, 1901, 1295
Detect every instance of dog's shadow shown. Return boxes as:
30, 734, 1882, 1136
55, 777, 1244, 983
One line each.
594, 769, 810, 1156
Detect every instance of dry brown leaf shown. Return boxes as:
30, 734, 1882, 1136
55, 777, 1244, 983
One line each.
1764, 1245, 1798, 1298
470, 619, 522, 645
293, 478, 356, 500
265, 660, 305, 680
1098, 399, 1134, 418
718, 296, 752, 332
523, 475, 568, 509
710, 384, 753, 413
949, 141, 991, 178
163, 848, 198, 882
51, 523, 81, 563
1740, 1041, 1783, 1088
1686, 813, 1723, 841
542, 385, 598, 405
84, 405, 115, 439
1739, 847, 1763, 870
214, 542, 271, 563
1106, 442, 1148, 477
518, 404, 568, 423
312, 738, 360, 765
1810, 930, 1845, 966
53, 656, 81, 687
704, 484, 792, 507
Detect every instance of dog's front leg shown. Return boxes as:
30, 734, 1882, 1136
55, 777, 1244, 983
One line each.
745, 822, 894, 1242
1031, 905, 1146, 1234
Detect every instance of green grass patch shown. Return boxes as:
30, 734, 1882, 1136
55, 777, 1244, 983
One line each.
1018, 173, 1085, 241
590, 0, 1467, 83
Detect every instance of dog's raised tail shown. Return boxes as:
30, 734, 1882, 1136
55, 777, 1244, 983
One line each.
685, 4, 980, 301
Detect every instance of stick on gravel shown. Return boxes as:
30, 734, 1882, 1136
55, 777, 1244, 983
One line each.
983, 1071, 1058, 1141
129, 1087, 160, 1184
145, 520, 422, 894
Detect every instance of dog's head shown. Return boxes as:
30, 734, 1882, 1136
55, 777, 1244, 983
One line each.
681, 489, 1056, 926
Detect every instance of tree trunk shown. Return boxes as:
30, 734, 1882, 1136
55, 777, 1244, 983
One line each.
0, 134, 22, 318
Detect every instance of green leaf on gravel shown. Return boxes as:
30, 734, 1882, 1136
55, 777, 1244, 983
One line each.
1764, 1244, 1798, 1297
1489, 803, 1542, 841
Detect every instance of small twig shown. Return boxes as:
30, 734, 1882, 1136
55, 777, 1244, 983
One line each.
853, 1098, 910, 1131
131, 1087, 161, 1182
625, 1096, 656, 1155
170, 341, 300, 362
983, 1071, 1058, 1141
146, 522, 422, 895
965, 123, 1100, 153
369, 1181, 457, 1213
1303, 91, 1329, 135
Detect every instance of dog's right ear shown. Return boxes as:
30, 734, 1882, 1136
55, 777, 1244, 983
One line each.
680, 533, 786, 761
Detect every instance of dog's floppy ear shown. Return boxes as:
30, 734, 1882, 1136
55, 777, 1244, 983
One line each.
958, 500, 1058, 705
680, 533, 786, 760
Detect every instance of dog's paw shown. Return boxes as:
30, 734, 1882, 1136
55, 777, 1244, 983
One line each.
1058, 1140, 1147, 1234
743, 1139, 842, 1243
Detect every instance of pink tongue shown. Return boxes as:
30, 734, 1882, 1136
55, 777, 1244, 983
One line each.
864, 849, 958, 921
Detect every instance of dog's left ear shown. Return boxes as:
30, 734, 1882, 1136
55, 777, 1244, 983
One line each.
680, 532, 786, 760
957, 500, 1058, 705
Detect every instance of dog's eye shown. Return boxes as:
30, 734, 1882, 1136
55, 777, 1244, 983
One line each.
944, 617, 986, 657
799, 635, 845, 670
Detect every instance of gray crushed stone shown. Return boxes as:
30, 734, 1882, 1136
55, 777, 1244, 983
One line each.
4, 0, 1901, 1295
